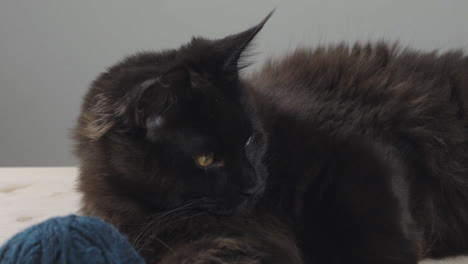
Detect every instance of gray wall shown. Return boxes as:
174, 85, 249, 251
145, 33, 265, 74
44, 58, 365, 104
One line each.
1, 0, 468, 166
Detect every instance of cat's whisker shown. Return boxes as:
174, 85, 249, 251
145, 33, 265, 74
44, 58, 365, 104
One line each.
147, 235, 174, 253
132, 200, 206, 250
263, 150, 278, 166
145, 201, 195, 221
139, 210, 207, 252
421, 235, 439, 258
132, 205, 190, 249
163, 211, 206, 228
152, 202, 206, 228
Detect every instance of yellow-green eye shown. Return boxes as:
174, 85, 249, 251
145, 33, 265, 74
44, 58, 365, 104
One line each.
195, 153, 215, 168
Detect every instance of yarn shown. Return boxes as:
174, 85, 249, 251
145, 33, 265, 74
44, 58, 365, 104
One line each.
0, 215, 145, 264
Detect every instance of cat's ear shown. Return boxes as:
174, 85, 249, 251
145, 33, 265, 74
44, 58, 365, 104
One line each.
80, 95, 126, 140
134, 67, 190, 127
218, 10, 274, 77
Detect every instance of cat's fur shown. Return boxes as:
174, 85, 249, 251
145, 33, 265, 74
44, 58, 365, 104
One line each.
157, 217, 302, 264
74, 13, 301, 263
74, 13, 468, 264
248, 43, 468, 263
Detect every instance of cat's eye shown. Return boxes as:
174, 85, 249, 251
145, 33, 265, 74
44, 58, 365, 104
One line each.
245, 136, 252, 147
194, 153, 215, 168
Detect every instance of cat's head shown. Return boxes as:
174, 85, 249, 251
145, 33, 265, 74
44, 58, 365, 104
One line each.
75, 13, 271, 216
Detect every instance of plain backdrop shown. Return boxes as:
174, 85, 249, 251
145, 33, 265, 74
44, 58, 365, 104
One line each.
1, 0, 468, 166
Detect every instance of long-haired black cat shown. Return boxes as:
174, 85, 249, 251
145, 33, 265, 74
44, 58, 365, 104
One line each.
74, 12, 468, 264
74, 12, 301, 263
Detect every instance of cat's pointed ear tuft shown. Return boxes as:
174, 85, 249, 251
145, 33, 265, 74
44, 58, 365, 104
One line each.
135, 67, 190, 127
220, 10, 274, 77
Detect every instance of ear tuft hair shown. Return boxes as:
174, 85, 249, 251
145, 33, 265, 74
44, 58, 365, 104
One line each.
221, 9, 275, 75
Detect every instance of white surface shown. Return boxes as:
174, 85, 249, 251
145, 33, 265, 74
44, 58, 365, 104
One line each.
0, 167, 79, 244
0, 167, 466, 263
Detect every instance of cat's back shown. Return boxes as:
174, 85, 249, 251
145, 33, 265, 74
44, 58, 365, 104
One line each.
249, 42, 468, 138
248, 43, 468, 257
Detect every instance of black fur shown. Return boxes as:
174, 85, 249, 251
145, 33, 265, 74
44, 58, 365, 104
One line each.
248, 44, 468, 263
74, 14, 468, 263
74, 13, 295, 263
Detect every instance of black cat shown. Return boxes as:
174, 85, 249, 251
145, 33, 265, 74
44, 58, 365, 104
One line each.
74, 12, 299, 263
74, 12, 468, 263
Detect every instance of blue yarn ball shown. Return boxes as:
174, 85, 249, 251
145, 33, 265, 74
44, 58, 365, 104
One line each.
0, 215, 145, 264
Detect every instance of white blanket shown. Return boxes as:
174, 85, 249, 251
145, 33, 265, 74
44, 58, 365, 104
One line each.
0, 167, 466, 263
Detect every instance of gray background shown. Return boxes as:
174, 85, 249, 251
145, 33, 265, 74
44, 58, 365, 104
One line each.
1, 0, 468, 166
